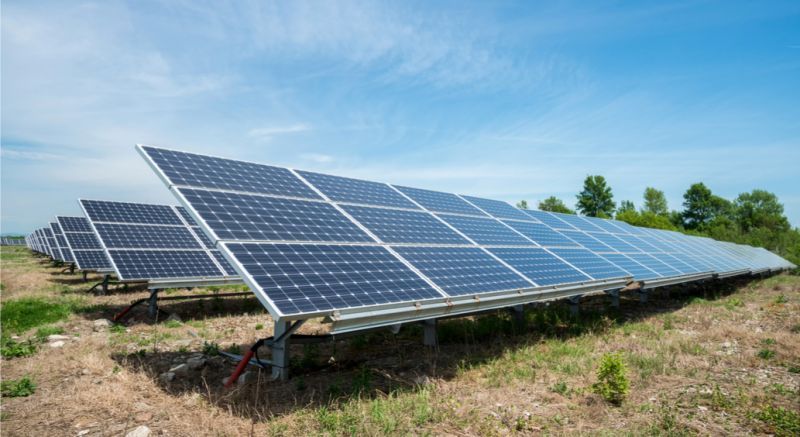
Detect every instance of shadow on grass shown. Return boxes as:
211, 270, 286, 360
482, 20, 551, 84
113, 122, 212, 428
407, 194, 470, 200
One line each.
109, 275, 760, 421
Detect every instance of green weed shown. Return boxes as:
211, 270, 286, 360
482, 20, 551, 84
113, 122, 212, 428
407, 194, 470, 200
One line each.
757, 349, 776, 360
1, 377, 36, 397
752, 405, 800, 436
0, 298, 72, 334
592, 352, 630, 405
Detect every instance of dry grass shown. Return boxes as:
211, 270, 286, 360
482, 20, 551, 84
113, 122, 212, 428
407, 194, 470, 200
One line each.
1, 245, 798, 435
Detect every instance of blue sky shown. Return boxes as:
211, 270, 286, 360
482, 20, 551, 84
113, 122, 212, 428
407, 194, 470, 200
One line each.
2, 0, 799, 234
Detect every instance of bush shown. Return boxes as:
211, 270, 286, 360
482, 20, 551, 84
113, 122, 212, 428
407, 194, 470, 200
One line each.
1, 377, 36, 397
757, 349, 776, 360
592, 353, 630, 405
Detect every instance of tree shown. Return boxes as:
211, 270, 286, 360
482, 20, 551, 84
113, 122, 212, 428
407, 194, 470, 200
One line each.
617, 200, 636, 215
576, 175, 616, 218
733, 189, 789, 233
538, 196, 574, 214
643, 187, 668, 216
681, 182, 731, 230
516, 200, 529, 210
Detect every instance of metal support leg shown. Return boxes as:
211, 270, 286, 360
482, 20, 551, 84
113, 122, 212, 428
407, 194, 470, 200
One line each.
605, 289, 620, 308
638, 290, 649, 303
82, 270, 88, 282
423, 319, 437, 347
511, 305, 525, 325
100, 274, 110, 295
568, 295, 581, 316
147, 289, 159, 319
69, 263, 75, 274
271, 320, 292, 381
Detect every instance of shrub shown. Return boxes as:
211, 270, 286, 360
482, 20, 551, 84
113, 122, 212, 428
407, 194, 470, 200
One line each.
202, 341, 220, 356
592, 353, 630, 405
0, 337, 38, 359
1, 377, 36, 397
757, 349, 776, 360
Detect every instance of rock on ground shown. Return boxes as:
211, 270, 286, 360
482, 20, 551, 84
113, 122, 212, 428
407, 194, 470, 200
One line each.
125, 425, 151, 437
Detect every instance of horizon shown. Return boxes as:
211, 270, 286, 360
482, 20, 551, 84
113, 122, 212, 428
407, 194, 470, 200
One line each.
3, 1, 799, 234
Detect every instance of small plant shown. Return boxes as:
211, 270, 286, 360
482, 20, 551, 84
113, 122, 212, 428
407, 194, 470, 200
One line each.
225, 343, 241, 354
725, 298, 743, 310
787, 365, 800, 374
592, 352, 629, 405
752, 405, 800, 436
761, 338, 777, 346
774, 294, 788, 304
0, 337, 38, 359
34, 325, 64, 341
109, 324, 126, 334
164, 320, 182, 328
757, 349, 776, 360
202, 341, 220, 356
255, 323, 264, 330
1, 377, 36, 397
550, 380, 570, 396
662, 315, 674, 330
790, 324, 800, 334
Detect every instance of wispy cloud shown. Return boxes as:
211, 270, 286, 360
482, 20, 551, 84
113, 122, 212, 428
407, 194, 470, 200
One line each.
299, 153, 334, 164
248, 124, 311, 142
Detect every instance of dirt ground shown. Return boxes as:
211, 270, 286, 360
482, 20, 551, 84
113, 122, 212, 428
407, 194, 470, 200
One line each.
1, 246, 798, 436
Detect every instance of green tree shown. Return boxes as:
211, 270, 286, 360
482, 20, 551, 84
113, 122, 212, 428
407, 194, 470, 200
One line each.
733, 189, 789, 233
516, 200, 529, 210
617, 200, 636, 215
643, 187, 668, 216
538, 196, 574, 214
681, 182, 731, 230
576, 175, 616, 218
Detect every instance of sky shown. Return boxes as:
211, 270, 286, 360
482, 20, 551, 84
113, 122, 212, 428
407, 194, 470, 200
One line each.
2, 0, 799, 234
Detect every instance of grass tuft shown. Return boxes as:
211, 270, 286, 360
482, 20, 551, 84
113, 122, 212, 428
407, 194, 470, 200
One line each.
0, 298, 72, 334
1, 377, 36, 397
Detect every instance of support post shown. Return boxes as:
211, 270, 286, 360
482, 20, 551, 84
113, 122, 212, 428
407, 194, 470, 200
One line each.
271, 320, 292, 381
100, 274, 110, 295
423, 319, 437, 347
568, 295, 581, 317
147, 289, 159, 319
82, 270, 88, 282
69, 263, 75, 274
638, 290, 649, 303
511, 304, 525, 325
605, 289, 620, 308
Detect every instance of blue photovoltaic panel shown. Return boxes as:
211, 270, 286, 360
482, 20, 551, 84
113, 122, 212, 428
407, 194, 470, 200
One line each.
548, 248, 629, 280
51, 222, 63, 234
211, 250, 238, 276
558, 230, 615, 253
588, 232, 640, 253
65, 233, 102, 249
73, 250, 113, 270
616, 234, 661, 253
56, 235, 68, 247
521, 209, 576, 230
393, 247, 531, 296
583, 217, 629, 234
438, 214, 533, 246
489, 247, 591, 286
141, 146, 320, 199
683, 255, 717, 272
176, 206, 198, 225
189, 227, 215, 248
342, 205, 469, 245
224, 243, 441, 316
501, 220, 580, 248
550, 213, 606, 233
61, 249, 75, 262
110, 250, 224, 280
178, 188, 372, 243
94, 224, 202, 249
297, 170, 419, 209
599, 253, 660, 280
626, 253, 682, 277
460, 195, 532, 220
58, 216, 92, 232
82, 200, 183, 225
394, 185, 487, 216
657, 253, 702, 274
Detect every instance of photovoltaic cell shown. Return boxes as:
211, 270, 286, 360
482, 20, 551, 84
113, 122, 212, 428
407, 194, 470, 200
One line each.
438, 214, 533, 246
189, 227, 215, 248
583, 217, 629, 234
65, 232, 102, 249
599, 253, 660, 280
178, 188, 372, 243
110, 250, 224, 280
394, 185, 487, 216
297, 170, 419, 209
521, 209, 575, 230
82, 200, 183, 225
588, 232, 640, 253
342, 205, 469, 245
73, 250, 113, 270
94, 224, 202, 249
58, 216, 93, 232
551, 214, 606, 233
176, 206, 198, 225
393, 246, 532, 295
501, 220, 580, 248
141, 146, 320, 199
224, 243, 442, 316
548, 248, 629, 280
626, 253, 682, 277
461, 195, 532, 221
558, 230, 615, 253
489, 247, 591, 285
210, 250, 238, 276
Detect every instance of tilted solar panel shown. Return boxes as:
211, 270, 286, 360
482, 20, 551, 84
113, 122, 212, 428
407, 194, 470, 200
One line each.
297, 170, 419, 209
438, 214, 533, 246
461, 195, 532, 221
548, 248, 630, 280
394, 185, 487, 216
489, 247, 592, 285
599, 253, 660, 280
501, 220, 580, 248
522, 209, 575, 230
342, 205, 469, 245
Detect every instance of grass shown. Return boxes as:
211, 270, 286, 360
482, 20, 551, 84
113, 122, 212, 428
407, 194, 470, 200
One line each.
0, 297, 73, 334
757, 349, 776, 360
1, 377, 36, 398
752, 405, 800, 436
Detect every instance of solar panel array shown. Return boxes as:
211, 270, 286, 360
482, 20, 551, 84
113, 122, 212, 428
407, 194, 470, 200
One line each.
56, 216, 114, 272
79, 199, 240, 282
138, 144, 795, 328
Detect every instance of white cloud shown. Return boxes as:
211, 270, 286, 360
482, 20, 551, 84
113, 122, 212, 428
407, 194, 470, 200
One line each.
299, 153, 334, 164
248, 124, 311, 142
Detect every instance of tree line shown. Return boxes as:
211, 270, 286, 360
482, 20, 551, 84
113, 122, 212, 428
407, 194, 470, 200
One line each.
516, 175, 800, 268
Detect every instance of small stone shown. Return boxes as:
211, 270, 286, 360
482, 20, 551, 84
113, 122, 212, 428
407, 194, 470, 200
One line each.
11, 335, 20, 340
166, 313, 182, 323
413, 375, 430, 386
49, 341, 66, 348
698, 406, 708, 412
722, 341, 732, 349
159, 372, 175, 383
238, 371, 256, 385
93, 319, 112, 331
81, 369, 90, 375
125, 425, 151, 437
187, 357, 206, 370
169, 363, 189, 376
77, 430, 91, 436
47, 334, 70, 342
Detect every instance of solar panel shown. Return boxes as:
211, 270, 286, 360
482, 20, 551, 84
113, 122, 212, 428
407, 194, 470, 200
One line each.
501, 220, 580, 248
64, 232, 102, 249
178, 188, 372, 243
550, 213, 607, 233
558, 230, 615, 253
599, 253, 660, 280
341, 205, 469, 244
461, 196, 532, 220
82, 200, 183, 225
438, 214, 533, 246
393, 185, 487, 216
73, 250, 113, 270
225, 243, 442, 316
588, 232, 640, 253
141, 145, 320, 199
626, 253, 683, 277
582, 216, 630, 234
521, 209, 576, 230
297, 170, 419, 209
393, 246, 532, 295
58, 216, 93, 232
547, 248, 629, 280
111, 250, 224, 280
489, 247, 592, 285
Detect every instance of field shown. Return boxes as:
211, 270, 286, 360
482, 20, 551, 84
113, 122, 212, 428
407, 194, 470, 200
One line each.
1, 245, 798, 436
